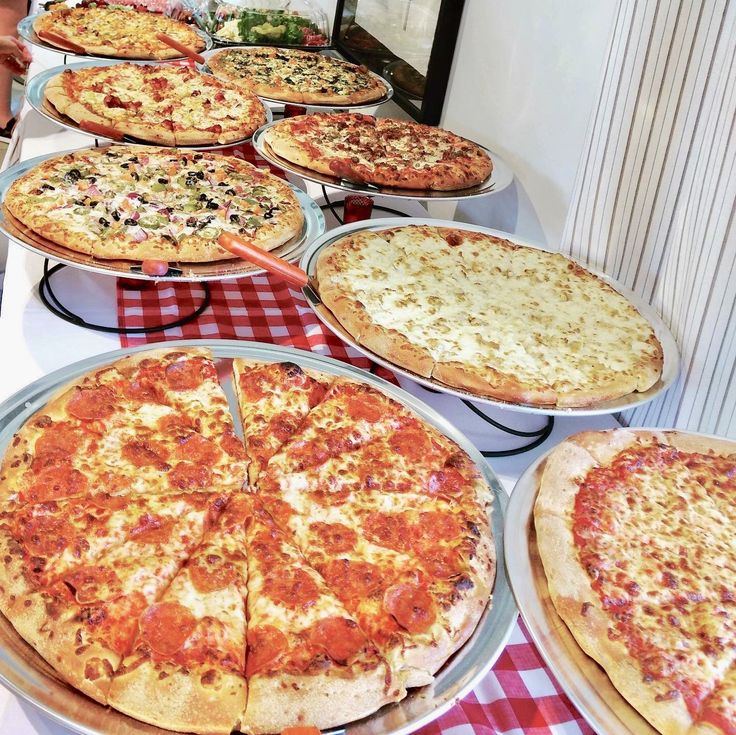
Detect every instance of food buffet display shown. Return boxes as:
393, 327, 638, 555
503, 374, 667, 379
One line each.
1, 2, 731, 735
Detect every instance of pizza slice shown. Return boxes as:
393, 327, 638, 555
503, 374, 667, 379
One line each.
0, 492, 225, 703
232, 360, 332, 483
242, 496, 399, 734
0, 347, 248, 504
108, 495, 250, 734
258, 489, 491, 690
258, 379, 413, 479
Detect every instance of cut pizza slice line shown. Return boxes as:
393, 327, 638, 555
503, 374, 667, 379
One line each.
0, 492, 228, 599
109, 494, 250, 735
0, 347, 248, 505
241, 496, 400, 734
232, 360, 333, 484
0, 491, 226, 704
258, 493, 490, 690
258, 379, 416, 480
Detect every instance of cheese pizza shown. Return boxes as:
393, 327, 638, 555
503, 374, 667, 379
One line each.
262, 112, 492, 191
0, 348, 495, 733
535, 429, 736, 735
44, 64, 266, 146
4, 146, 303, 263
207, 47, 387, 105
315, 224, 663, 407
33, 5, 205, 59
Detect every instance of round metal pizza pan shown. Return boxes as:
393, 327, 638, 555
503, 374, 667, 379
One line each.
252, 119, 514, 201
198, 46, 394, 110
0, 147, 325, 282
504, 429, 735, 735
0, 339, 517, 735
299, 218, 680, 417
18, 12, 213, 62
26, 59, 272, 151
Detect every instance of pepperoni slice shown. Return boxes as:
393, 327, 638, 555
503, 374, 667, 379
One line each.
64, 565, 121, 604
363, 512, 412, 552
389, 426, 432, 462
90, 591, 148, 656
67, 386, 116, 420
22, 465, 88, 503
264, 568, 319, 610
246, 624, 288, 676
383, 583, 436, 633
237, 372, 271, 403
158, 412, 197, 437
128, 513, 175, 543
35, 424, 84, 458
189, 554, 239, 593
346, 394, 384, 423
427, 467, 468, 496
415, 511, 462, 543
320, 559, 384, 599
165, 358, 210, 391
220, 432, 246, 460
308, 617, 367, 663
269, 412, 302, 443
16, 510, 71, 558
175, 434, 220, 465
141, 602, 198, 657
310, 522, 357, 553
122, 440, 170, 469
258, 497, 294, 528
420, 548, 464, 579
168, 461, 212, 490
124, 377, 169, 405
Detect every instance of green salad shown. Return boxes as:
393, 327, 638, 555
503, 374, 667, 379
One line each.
211, 8, 328, 46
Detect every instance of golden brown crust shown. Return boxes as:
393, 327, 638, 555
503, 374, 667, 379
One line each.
108, 662, 245, 735
244, 665, 397, 734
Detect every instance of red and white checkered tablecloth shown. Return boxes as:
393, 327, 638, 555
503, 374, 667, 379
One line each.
115, 142, 595, 735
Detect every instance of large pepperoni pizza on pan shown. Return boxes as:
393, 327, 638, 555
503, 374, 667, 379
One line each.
0, 348, 495, 734
535, 429, 736, 735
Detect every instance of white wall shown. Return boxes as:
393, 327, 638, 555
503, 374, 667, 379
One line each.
441, 0, 617, 247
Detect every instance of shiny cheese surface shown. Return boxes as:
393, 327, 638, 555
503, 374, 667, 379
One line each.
322, 227, 660, 391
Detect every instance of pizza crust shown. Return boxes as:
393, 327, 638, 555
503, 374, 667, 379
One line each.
108, 662, 245, 735
244, 665, 397, 734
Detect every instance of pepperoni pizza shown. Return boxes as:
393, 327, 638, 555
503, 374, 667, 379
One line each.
0, 349, 495, 734
535, 429, 736, 735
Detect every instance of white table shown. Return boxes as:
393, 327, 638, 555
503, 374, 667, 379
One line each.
0, 42, 617, 735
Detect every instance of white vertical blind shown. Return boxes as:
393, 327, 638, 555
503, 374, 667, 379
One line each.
560, 0, 736, 437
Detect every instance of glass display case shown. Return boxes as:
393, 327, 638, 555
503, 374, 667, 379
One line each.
195, 0, 330, 48
333, 0, 465, 124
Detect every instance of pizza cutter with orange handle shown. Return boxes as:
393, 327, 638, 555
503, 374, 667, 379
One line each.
218, 232, 318, 300
156, 33, 206, 64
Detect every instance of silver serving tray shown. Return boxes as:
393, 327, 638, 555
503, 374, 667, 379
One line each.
504, 429, 736, 734
0, 147, 324, 282
0, 339, 517, 735
26, 60, 272, 151
18, 12, 213, 61
198, 46, 394, 110
252, 120, 514, 201
299, 218, 680, 417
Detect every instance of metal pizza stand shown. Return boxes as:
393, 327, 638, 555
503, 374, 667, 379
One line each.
0, 340, 518, 735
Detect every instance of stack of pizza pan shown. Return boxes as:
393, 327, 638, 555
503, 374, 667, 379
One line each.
0, 341, 517, 734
